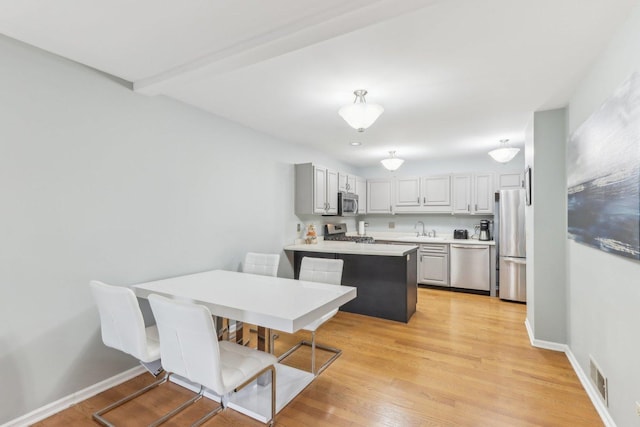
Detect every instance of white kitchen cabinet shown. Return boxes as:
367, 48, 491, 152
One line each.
338, 172, 357, 193
452, 174, 473, 214
355, 177, 367, 214
395, 176, 421, 207
393, 174, 452, 213
498, 172, 523, 189
474, 173, 494, 214
421, 175, 451, 212
367, 179, 393, 214
418, 243, 449, 286
295, 163, 338, 215
451, 173, 494, 214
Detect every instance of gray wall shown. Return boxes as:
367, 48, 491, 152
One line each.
525, 108, 567, 343
566, 3, 640, 426
0, 35, 358, 423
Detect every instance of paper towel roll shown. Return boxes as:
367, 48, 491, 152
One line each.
358, 221, 365, 236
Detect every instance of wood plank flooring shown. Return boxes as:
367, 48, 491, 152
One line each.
34, 288, 602, 426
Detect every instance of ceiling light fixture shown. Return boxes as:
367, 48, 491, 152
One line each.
488, 139, 520, 163
381, 151, 404, 171
338, 89, 384, 132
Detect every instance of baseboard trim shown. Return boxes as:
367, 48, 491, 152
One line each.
523, 319, 616, 427
2, 365, 146, 427
524, 318, 568, 352
564, 348, 616, 427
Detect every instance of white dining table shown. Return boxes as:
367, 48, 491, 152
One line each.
131, 269, 357, 422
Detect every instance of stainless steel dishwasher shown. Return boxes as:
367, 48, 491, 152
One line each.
450, 244, 490, 291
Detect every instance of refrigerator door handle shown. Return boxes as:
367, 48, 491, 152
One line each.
503, 256, 526, 265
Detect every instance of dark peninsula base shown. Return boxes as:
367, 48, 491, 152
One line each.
292, 250, 417, 323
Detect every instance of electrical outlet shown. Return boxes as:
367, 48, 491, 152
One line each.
388, 221, 395, 229
636, 401, 640, 417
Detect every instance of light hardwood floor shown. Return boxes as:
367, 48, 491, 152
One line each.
35, 288, 602, 426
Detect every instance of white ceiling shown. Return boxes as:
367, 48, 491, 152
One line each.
1, 0, 637, 167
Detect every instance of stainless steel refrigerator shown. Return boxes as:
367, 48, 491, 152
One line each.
499, 189, 527, 302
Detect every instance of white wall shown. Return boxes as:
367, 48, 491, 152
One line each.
525, 108, 567, 343
0, 35, 358, 423
566, 3, 640, 426
360, 151, 525, 179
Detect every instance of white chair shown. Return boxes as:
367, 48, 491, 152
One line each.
233, 252, 280, 346
89, 280, 166, 426
278, 257, 344, 375
149, 294, 277, 426
243, 252, 280, 277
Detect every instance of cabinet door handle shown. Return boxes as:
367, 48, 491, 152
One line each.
417, 197, 420, 204
467, 204, 470, 212
423, 197, 426, 204
475, 204, 478, 211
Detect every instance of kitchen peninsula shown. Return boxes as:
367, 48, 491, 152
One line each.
284, 241, 418, 322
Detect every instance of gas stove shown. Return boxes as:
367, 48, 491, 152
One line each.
324, 223, 375, 244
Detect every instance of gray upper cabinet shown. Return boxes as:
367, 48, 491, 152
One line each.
473, 173, 494, 214
421, 175, 451, 212
367, 179, 393, 214
295, 163, 338, 215
394, 176, 421, 207
498, 172, 523, 188
296, 163, 500, 216
452, 174, 473, 214
452, 173, 494, 214
355, 176, 367, 214
338, 172, 357, 192
393, 174, 452, 213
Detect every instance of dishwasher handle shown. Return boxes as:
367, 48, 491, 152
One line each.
451, 245, 488, 249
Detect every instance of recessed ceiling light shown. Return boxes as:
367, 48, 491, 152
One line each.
350, 141, 362, 146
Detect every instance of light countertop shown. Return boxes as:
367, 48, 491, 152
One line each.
284, 241, 418, 257
348, 231, 496, 246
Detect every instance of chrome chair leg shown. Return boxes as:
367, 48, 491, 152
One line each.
148, 380, 207, 427
233, 365, 276, 426
92, 373, 169, 427
278, 332, 342, 376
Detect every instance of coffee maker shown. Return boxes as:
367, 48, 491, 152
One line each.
479, 220, 491, 241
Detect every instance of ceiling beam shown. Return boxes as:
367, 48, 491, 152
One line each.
133, 0, 438, 95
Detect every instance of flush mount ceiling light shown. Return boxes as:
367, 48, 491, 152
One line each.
380, 151, 404, 171
338, 89, 384, 132
488, 139, 520, 163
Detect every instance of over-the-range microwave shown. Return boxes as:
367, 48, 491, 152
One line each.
338, 191, 358, 216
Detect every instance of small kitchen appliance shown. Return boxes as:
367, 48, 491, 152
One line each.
453, 229, 468, 239
479, 220, 491, 241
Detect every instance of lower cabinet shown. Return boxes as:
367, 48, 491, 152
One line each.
292, 250, 417, 323
418, 244, 449, 286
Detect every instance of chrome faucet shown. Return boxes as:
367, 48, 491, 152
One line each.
430, 229, 437, 238
414, 221, 426, 237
